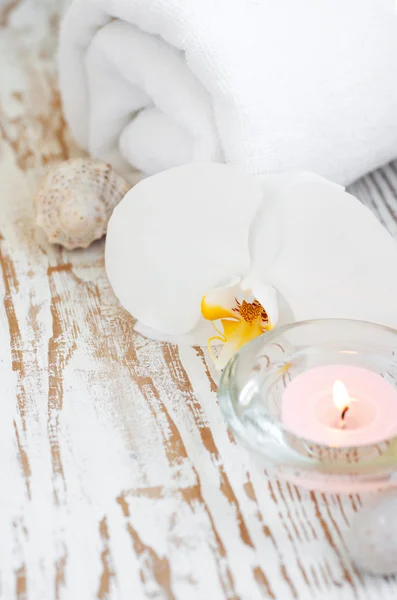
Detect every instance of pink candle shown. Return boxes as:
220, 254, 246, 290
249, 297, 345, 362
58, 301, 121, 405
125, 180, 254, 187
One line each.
281, 365, 397, 447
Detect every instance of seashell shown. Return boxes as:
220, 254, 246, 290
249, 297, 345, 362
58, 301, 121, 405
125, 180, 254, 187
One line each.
346, 493, 397, 575
34, 158, 131, 250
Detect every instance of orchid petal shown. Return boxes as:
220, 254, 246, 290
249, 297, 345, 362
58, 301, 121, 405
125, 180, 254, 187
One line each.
256, 181, 397, 328
134, 319, 218, 346
250, 283, 279, 327
256, 170, 344, 200
105, 163, 263, 335
248, 171, 344, 278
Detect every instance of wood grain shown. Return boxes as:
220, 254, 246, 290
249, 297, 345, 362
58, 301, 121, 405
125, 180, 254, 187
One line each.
1, 2, 397, 599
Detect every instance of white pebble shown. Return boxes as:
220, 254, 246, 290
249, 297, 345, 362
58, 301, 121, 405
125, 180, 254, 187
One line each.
347, 493, 397, 575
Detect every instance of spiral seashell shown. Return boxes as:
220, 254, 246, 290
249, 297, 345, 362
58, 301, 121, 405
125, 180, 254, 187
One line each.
34, 158, 131, 250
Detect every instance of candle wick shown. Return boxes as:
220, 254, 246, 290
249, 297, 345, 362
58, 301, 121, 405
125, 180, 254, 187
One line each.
339, 405, 349, 429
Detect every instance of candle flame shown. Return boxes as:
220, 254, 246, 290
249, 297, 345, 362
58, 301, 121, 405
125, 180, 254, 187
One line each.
333, 379, 351, 413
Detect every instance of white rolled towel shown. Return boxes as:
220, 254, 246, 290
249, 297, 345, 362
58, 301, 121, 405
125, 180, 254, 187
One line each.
59, 0, 397, 184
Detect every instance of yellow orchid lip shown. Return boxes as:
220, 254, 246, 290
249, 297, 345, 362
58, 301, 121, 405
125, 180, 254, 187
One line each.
201, 297, 236, 321
201, 284, 273, 370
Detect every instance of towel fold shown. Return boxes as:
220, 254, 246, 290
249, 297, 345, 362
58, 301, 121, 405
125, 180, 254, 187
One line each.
59, 0, 397, 184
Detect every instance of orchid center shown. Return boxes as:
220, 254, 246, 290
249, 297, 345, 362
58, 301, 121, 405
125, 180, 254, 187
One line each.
236, 299, 267, 323
200, 280, 277, 370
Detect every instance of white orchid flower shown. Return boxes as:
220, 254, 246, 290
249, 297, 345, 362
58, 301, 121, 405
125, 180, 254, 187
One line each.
105, 163, 397, 369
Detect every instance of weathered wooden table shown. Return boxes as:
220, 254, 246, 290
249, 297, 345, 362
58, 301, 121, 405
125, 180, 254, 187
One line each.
1, 2, 397, 599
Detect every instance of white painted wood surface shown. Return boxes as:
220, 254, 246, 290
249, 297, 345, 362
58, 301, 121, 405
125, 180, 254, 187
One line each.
1, 1, 397, 598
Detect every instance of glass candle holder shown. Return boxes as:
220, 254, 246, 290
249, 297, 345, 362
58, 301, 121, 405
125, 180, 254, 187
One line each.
218, 319, 397, 493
